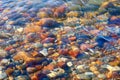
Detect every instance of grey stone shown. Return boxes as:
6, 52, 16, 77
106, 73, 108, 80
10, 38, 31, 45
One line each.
0, 71, 7, 79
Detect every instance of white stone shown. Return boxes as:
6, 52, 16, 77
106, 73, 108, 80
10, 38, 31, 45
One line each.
67, 62, 73, 67
0, 71, 7, 79
17, 28, 23, 33
98, 74, 106, 79
85, 72, 94, 76
39, 48, 48, 56
77, 65, 85, 70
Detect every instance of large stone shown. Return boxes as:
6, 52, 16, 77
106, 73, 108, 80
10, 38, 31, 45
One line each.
35, 18, 60, 28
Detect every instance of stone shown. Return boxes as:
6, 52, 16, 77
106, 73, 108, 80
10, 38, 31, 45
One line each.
12, 70, 21, 77
35, 18, 60, 28
27, 67, 37, 73
0, 59, 9, 65
0, 33, 12, 39
0, 66, 3, 71
15, 75, 30, 80
16, 27, 24, 33
0, 71, 7, 80
98, 74, 106, 79
68, 46, 80, 57
90, 66, 98, 72
39, 48, 48, 57
0, 49, 8, 58
33, 42, 43, 48
76, 74, 91, 79
13, 51, 35, 63
84, 72, 95, 78
24, 24, 41, 33
66, 11, 81, 17
67, 62, 73, 67
5, 68, 14, 76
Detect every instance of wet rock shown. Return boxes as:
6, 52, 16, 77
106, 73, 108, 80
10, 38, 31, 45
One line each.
43, 43, 54, 48
27, 67, 37, 73
0, 66, 3, 71
12, 70, 21, 77
63, 17, 80, 26
35, 18, 60, 28
0, 71, 7, 80
53, 4, 68, 18
9, 49, 16, 54
15, 75, 30, 80
0, 49, 8, 58
5, 68, 14, 76
26, 33, 37, 42
0, 0, 120, 80
84, 72, 95, 78
38, 11, 49, 18
39, 48, 48, 57
0, 33, 12, 39
24, 24, 41, 33
76, 73, 91, 79
71, 0, 89, 6
68, 46, 80, 57
98, 74, 106, 79
13, 51, 35, 63
12, 44, 20, 48
66, 11, 81, 17
7, 40, 16, 45
16, 27, 24, 33
16, 65, 26, 71
0, 59, 9, 65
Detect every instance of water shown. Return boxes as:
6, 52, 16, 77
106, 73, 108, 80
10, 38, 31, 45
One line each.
0, 0, 120, 80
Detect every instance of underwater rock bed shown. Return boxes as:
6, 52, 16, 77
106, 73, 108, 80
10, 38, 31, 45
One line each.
0, 0, 120, 80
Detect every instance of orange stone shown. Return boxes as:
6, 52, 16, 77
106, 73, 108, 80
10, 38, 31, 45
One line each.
90, 30, 100, 35
110, 16, 118, 21
68, 46, 80, 57
57, 61, 65, 67
96, 60, 102, 65
58, 49, 68, 55
5, 46, 13, 51
24, 25, 41, 33
31, 74, 38, 80
43, 64, 54, 71
40, 33, 48, 40
31, 51, 39, 57
13, 51, 35, 63
35, 65, 43, 70
106, 71, 112, 79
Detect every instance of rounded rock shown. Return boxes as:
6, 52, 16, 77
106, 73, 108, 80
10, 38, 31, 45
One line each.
26, 67, 37, 73
0, 71, 7, 80
0, 59, 9, 65
15, 75, 30, 80
98, 74, 106, 79
0, 49, 8, 58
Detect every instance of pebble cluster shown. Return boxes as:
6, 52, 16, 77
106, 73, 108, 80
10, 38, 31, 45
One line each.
0, 0, 120, 80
